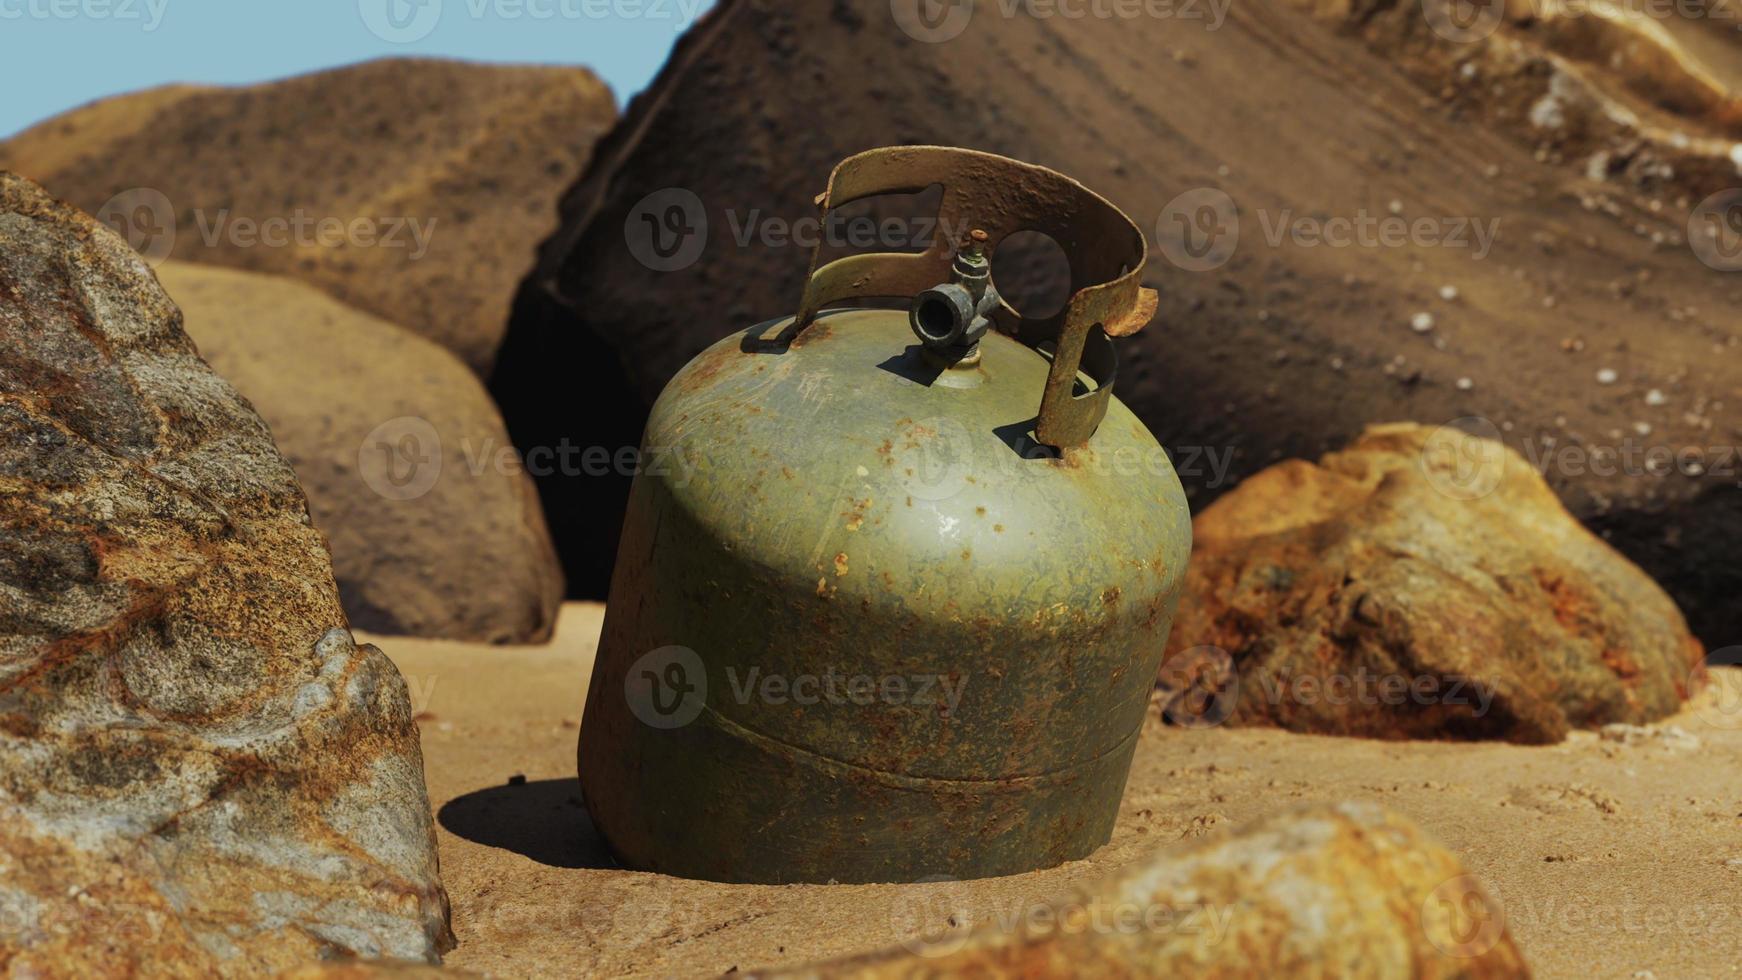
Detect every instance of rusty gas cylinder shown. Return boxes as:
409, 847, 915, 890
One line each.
578, 146, 1191, 884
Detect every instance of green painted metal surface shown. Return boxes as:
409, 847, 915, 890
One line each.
578, 309, 1192, 884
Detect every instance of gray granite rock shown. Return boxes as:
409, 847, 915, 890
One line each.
0, 172, 451, 975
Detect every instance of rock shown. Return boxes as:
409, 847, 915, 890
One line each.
1161, 424, 1705, 744
780, 803, 1530, 978
1598, 723, 1701, 752
157, 260, 563, 644
1283, 0, 1742, 199
0, 173, 451, 972
0, 58, 616, 373
501, 0, 1742, 650
277, 963, 465, 979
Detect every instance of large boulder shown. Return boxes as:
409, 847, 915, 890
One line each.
781, 803, 1531, 978
0, 173, 451, 972
501, 0, 1742, 648
157, 260, 563, 644
0, 58, 616, 373
1161, 424, 1706, 744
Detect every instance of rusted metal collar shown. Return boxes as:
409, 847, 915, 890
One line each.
792, 146, 1158, 450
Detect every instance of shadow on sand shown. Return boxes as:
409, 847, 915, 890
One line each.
437, 777, 618, 870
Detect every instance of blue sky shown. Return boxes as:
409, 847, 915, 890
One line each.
0, 0, 716, 137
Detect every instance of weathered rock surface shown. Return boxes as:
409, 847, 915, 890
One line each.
1161, 424, 1705, 744
502, 0, 1742, 649
779, 802, 1531, 978
1287, 0, 1742, 196
0, 173, 451, 973
277, 963, 464, 979
158, 260, 562, 644
0, 58, 616, 373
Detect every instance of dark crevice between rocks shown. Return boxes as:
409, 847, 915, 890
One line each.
1587, 483, 1742, 660
488, 279, 645, 600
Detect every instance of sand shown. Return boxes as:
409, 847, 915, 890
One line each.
369, 603, 1742, 979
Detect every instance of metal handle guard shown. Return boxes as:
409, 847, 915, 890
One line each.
791, 146, 1158, 450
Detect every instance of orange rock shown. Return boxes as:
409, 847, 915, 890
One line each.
1162, 424, 1705, 743
781, 802, 1531, 978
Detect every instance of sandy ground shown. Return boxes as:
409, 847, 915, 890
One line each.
367, 604, 1742, 979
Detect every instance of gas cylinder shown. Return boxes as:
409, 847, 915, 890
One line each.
578, 146, 1191, 884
